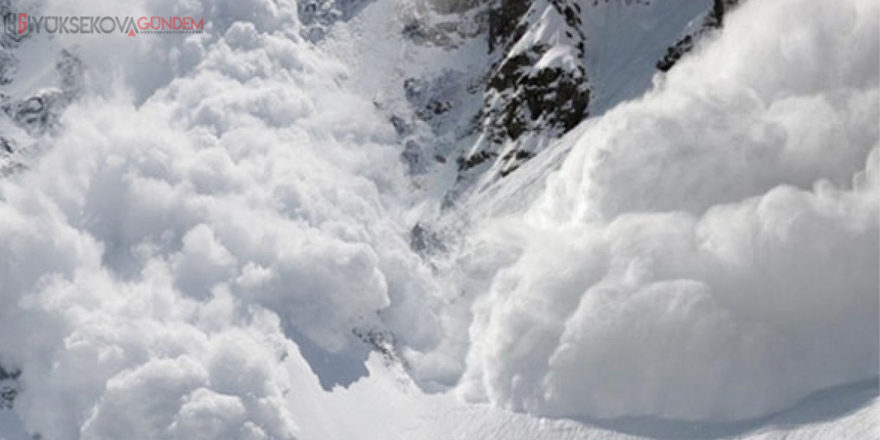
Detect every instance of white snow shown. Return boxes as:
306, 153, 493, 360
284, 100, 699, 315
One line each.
452, 0, 879, 422
0, 0, 875, 438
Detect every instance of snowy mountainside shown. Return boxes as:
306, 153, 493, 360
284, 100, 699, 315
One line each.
439, 0, 879, 423
0, 0, 84, 177
0, 0, 876, 439
656, 0, 740, 72
319, 0, 729, 204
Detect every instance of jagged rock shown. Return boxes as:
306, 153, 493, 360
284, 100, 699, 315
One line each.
3, 89, 65, 135
291, 0, 742, 195
657, 0, 740, 72
0, 0, 22, 85
486, 0, 530, 53
390, 114, 412, 136
401, 1, 489, 48
457, 149, 496, 171
0, 47, 85, 180
0, 366, 20, 410
393, 0, 593, 182
0, 137, 14, 154
498, 149, 534, 176
410, 222, 447, 255
403, 70, 469, 134
352, 328, 400, 364
0, 50, 16, 86
0, 49, 83, 136
657, 35, 694, 72
0, 386, 15, 409
706, 0, 740, 28
465, 0, 590, 176
402, 20, 432, 44
429, 0, 488, 15
298, 0, 376, 41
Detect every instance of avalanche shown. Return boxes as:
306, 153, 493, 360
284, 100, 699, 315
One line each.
0, 0, 876, 439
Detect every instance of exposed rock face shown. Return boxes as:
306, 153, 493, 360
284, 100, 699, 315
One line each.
657, 0, 740, 72
706, 0, 741, 28
295, 1, 741, 200
0, 49, 82, 136
298, 0, 377, 41
0, 45, 84, 176
384, 0, 743, 192
3, 90, 64, 134
466, 0, 590, 176
0, 366, 19, 410
464, 0, 743, 180
0, 0, 22, 87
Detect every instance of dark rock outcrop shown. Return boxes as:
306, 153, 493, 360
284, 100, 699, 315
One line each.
298, 0, 377, 41
657, 0, 740, 72
462, 0, 590, 177
0, 366, 20, 410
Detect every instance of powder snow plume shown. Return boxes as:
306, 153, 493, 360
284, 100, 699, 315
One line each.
0, 0, 442, 438
0, 0, 876, 439
456, 0, 879, 422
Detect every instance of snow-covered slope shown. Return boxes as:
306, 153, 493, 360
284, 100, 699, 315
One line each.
0, 0, 876, 438
0, 1, 83, 178
318, 0, 727, 203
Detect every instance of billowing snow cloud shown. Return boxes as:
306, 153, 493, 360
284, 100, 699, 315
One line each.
458, 0, 879, 421
0, 0, 444, 438
0, 0, 877, 437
